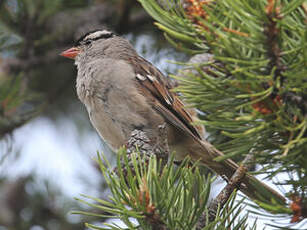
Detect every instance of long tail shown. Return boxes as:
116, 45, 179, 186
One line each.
190, 140, 286, 205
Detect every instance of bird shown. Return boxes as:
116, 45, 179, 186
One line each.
60, 29, 285, 205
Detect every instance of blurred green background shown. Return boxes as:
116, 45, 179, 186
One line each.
0, 0, 187, 229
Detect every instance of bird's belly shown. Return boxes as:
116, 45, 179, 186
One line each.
86, 85, 166, 152
89, 104, 192, 162
88, 105, 126, 152
86, 91, 196, 160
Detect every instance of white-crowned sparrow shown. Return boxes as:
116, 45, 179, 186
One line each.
61, 30, 285, 204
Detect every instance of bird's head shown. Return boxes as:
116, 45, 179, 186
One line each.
60, 30, 115, 60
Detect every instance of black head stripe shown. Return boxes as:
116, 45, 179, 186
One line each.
74, 30, 99, 46
74, 30, 114, 46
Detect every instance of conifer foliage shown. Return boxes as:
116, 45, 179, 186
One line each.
74, 151, 255, 230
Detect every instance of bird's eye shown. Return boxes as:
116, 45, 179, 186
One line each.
83, 39, 92, 45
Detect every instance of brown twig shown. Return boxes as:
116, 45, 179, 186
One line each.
116, 125, 169, 180
125, 124, 169, 164
196, 153, 255, 229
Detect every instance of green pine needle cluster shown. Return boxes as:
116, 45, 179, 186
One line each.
73, 150, 254, 230
0, 74, 44, 138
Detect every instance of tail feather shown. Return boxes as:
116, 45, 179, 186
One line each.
191, 140, 286, 205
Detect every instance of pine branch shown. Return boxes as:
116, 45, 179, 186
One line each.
74, 128, 252, 229
126, 124, 169, 162
196, 153, 254, 229
115, 125, 169, 185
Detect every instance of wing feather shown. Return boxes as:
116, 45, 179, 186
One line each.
128, 56, 203, 140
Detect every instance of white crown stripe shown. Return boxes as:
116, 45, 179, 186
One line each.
84, 30, 113, 41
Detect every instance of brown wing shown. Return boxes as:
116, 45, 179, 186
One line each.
128, 56, 203, 140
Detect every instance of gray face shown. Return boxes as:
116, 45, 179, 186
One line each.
74, 30, 137, 66
74, 30, 116, 64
